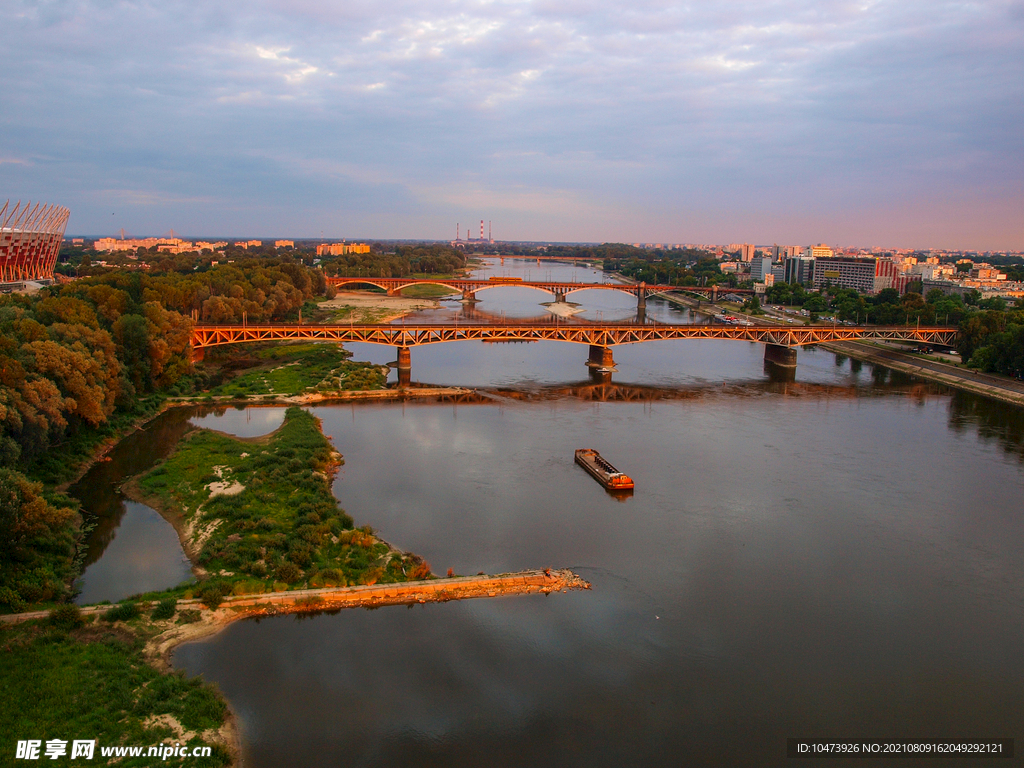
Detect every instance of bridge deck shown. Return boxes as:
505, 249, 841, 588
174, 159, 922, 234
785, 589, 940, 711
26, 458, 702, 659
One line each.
191, 323, 958, 350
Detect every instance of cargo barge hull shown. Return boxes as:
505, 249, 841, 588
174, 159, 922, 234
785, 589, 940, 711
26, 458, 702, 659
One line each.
575, 449, 634, 491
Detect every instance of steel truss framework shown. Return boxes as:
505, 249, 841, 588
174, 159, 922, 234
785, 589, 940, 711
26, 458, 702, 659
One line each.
191, 323, 959, 352
0, 200, 71, 282
325, 276, 752, 299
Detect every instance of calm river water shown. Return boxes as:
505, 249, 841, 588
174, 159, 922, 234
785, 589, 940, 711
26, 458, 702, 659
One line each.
79, 258, 1024, 765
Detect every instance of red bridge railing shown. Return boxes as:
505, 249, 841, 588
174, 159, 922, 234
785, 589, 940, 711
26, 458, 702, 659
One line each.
191, 322, 958, 353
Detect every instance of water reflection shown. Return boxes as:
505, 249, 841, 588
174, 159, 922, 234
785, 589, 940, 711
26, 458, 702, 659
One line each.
174, 391, 1024, 768
763, 360, 797, 383
190, 405, 287, 438
74, 502, 191, 605
71, 408, 196, 603
948, 389, 1024, 459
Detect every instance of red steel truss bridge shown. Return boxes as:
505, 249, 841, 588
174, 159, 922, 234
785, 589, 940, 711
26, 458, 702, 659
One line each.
191, 322, 958, 356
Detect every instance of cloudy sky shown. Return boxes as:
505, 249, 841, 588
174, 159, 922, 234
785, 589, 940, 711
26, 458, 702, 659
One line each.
3, 0, 1022, 248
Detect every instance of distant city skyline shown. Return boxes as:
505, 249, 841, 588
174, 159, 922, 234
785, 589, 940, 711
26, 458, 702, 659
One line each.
3, 1, 1022, 250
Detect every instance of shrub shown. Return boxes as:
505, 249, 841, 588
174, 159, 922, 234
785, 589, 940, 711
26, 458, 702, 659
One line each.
408, 561, 433, 580
245, 561, 268, 577
151, 598, 177, 620
102, 602, 140, 622
358, 567, 384, 586
198, 583, 230, 609
231, 580, 265, 596
321, 569, 345, 586
287, 547, 312, 567
274, 562, 302, 583
48, 604, 84, 631
177, 609, 201, 624
0, 587, 27, 613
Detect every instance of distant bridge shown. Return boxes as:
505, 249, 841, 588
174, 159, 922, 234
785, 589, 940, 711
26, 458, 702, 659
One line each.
191, 322, 958, 373
325, 277, 750, 308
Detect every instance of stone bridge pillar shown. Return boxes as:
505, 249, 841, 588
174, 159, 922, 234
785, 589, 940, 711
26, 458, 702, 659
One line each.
461, 290, 478, 303
764, 343, 797, 367
396, 346, 412, 388
587, 345, 616, 370
191, 346, 205, 363
553, 290, 567, 303
711, 284, 719, 304
637, 282, 647, 310
397, 346, 411, 369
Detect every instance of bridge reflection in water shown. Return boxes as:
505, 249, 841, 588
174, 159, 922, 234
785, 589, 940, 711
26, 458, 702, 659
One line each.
397, 370, 951, 406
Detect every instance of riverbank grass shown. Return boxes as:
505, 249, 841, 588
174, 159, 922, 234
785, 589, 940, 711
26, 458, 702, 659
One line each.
0, 618, 230, 767
135, 407, 431, 593
205, 344, 387, 398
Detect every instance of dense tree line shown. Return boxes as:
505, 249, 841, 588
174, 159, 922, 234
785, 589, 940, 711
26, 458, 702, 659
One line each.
0, 260, 332, 609
764, 284, 985, 325
321, 244, 465, 278
603, 250, 732, 287
0, 467, 78, 608
2, 259, 326, 468
763, 281, 1024, 376
959, 309, 1024, 377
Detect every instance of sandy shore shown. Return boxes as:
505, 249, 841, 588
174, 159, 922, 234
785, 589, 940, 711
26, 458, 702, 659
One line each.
321, 291, 445, 322
541, 301, 585, 318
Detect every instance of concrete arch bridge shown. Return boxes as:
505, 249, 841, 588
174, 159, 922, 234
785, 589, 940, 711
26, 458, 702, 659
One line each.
325, 277, 750, 309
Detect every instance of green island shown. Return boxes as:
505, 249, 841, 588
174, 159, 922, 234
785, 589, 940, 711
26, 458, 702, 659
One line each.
203, 344, 389, 399
130, 406, 431, 598
2, 407, 434, 763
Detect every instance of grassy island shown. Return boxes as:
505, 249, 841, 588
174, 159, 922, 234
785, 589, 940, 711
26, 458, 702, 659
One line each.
133, 406, 431, 603
0, 609, 232, 767
205, 343, 388, 399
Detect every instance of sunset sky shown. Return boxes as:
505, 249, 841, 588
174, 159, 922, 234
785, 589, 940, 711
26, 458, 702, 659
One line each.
3, 0, 1022, 248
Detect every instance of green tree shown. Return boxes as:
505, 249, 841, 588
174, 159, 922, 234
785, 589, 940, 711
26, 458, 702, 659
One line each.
112, 313, 152, 392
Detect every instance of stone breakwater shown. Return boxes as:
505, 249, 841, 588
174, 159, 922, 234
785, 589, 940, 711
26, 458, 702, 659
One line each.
146, 568, 590, 665
2, 569, 590, 629
219, 568, 591, 612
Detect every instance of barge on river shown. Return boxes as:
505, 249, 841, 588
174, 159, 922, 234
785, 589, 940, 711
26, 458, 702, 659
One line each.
575, 449, 635, 491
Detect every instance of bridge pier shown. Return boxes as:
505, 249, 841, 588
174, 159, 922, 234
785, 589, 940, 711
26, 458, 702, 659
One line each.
395, 346, 412, 388
587, 345, 616, 370
553, 290, 567, 303
637, 282, 647, 311
192, 346, 205, 363
764, 343, 797, 367
461, 290, 478, 304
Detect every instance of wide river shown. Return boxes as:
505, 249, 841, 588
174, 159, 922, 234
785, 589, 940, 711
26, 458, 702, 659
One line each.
83, 258, 1024, 765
